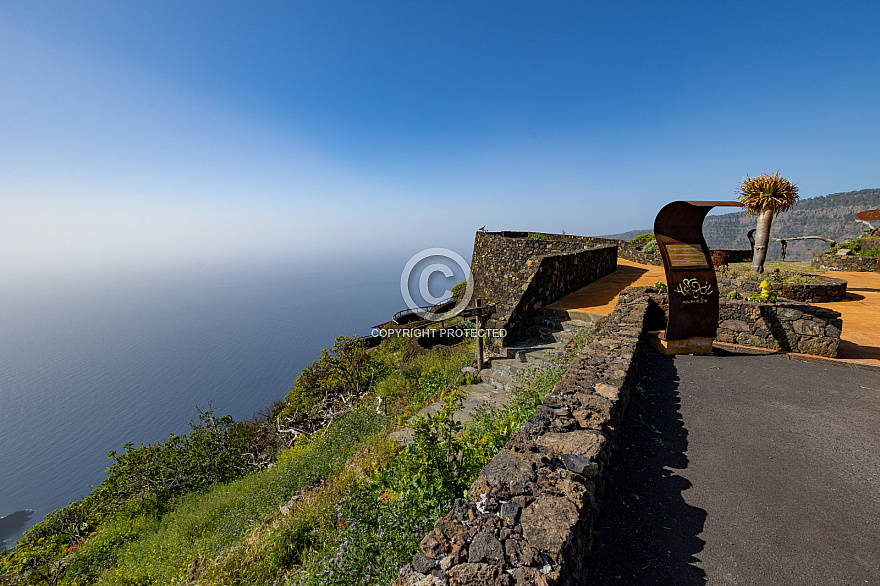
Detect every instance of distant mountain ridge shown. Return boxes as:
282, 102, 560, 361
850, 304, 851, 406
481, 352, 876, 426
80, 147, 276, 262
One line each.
601, 188, 880, 261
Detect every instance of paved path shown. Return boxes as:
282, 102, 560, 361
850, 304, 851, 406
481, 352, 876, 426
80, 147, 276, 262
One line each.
545, 259, 666, 322
813, 269, 880, 365
590, 347, 880, 585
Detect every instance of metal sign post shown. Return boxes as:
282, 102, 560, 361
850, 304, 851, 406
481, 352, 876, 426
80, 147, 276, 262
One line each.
654, 200, 742, 354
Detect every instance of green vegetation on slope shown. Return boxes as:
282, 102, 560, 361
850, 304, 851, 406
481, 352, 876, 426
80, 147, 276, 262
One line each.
1, 325, 591, 586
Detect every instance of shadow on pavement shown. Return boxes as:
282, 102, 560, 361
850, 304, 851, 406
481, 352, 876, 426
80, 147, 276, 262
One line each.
837, 339, 880, 361
588, 347, 707, 585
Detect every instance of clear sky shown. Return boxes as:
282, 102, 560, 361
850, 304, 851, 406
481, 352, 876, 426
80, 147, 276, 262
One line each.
2, 1, 878, 276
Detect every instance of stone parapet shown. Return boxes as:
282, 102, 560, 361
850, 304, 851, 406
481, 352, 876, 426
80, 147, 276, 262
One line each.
616, 241, 662, 266
716, 299, 842, 357
395, 287, 653, 586
811, 253, 880, 273
471, 232, 617, 347
718, 275, 847, 302
487, 246, 617, 345
471, 232, 616, 304
648, 289, 843, 358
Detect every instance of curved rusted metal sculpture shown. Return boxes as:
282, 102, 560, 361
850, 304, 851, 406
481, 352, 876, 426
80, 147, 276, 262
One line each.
654, 200, 742, 354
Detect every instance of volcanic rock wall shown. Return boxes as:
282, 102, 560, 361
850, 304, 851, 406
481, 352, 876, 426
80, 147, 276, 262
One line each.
395, 288, 653, 586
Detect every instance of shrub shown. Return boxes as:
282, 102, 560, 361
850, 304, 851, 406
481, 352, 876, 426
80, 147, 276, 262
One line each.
526, 233, 547, 240
280, 336, 391, 434
628, 233, 655, 246
2, 409, 252, 585
89, 407, 385, 585
642, 240, 659, 254
418, 367, 452, 399
284, 364, 326, 414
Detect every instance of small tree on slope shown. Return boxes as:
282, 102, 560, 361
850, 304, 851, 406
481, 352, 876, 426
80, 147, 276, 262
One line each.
737, 172, 799, 273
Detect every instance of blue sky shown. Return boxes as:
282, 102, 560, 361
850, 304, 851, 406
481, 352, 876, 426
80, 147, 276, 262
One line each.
2, 1, 878, 276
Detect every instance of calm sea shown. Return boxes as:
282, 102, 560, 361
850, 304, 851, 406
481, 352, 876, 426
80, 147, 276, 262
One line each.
0, 257, 404, 550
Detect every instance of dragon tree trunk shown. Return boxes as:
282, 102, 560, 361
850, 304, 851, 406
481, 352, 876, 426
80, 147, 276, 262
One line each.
750, 207, 774, 273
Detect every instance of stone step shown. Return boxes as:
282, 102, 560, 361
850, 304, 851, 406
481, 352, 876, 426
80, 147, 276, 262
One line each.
526, 324, 561, 341
479, 367, 517, 391
390, 318, 587, 446
543, 307, 605, 324
501, 336, 564, 358
401, 382, 509, 427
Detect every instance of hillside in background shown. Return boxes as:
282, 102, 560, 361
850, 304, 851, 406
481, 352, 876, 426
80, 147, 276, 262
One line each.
601, 188, 880, 261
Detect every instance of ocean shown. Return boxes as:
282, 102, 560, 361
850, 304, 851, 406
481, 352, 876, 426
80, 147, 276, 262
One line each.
0, 257, 405, 550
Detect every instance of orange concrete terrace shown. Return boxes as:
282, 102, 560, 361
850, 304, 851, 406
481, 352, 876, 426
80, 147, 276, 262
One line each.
545, 258, 666, 320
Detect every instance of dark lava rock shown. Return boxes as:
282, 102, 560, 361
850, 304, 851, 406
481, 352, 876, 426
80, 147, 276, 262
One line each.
468, 531, 505, 566
411, 554, 434, 575
448, 562, 512, 586
500, 501, 522, 525
561, 454, 597, 477
520, 495, 580, 557
469, 449, 537, 500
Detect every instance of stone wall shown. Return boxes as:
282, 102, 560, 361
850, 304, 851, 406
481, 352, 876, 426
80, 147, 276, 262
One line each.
713, 249, 753, 264
648, 291, 843, 358
718, 275, 848, 302
471, 232, 614, 304
717, 300, 842, 357
487, 246, 618, 344
616, 241, 662, 266
862, 237, 880, 253
395, 288, 653, 586
811, 253, 880, 272
471, 232, 617, 346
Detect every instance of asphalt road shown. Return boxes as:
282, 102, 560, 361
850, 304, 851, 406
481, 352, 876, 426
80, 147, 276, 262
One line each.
589, 347, 880, 585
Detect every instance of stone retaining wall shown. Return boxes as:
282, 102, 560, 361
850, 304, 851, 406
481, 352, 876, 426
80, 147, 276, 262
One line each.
713, 249, 753, 264
487, 246, 618, 345
471, 232, 617, 347
615, 241, 661, 266
472, 232, 615, 303
811, 253, 880, 272
717, 300, 842, 358
646, 292, 843, 358
395, 288, 653, 586
862, 237, 880, 253
718, 275, 848, 302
